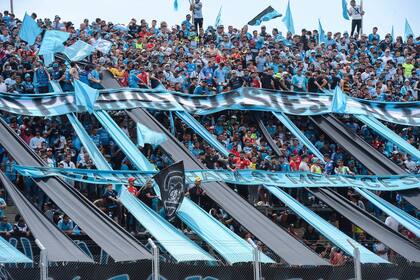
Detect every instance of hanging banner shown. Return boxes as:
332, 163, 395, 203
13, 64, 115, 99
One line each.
153, 161, 186, 221
15, 166, 420, 191
0, 88, 419, 126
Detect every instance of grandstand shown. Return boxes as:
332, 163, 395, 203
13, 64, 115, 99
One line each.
0, 2, 419, 280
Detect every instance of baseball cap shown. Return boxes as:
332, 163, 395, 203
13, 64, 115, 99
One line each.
128, 177, 136, 182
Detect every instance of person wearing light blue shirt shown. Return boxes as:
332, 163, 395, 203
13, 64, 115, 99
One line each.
368, 27, 380, 42
291, 69, 308, 92
0, 193, 6, 218
181, 14, 193, 30
57, 215, 74, 234
214, 63, 227, 93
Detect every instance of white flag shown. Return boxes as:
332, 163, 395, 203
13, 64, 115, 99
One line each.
94, 38, 113, 54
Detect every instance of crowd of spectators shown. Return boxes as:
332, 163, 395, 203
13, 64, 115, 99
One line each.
0, 9, 419, 264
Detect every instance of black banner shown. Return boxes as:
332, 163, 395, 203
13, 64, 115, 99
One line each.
153, 161, 186, 221
5, 261, 420, 280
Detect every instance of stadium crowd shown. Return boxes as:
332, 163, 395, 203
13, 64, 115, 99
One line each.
0, 7, 419, 264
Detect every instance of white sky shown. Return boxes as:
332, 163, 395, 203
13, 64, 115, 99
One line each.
10, 0, 419, 37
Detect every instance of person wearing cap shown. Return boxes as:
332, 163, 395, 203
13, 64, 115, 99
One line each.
310, 158, 322, 174
193, 79, 210, 95
127, 177, 138, 195
21, 73, 34, 93
187, 177, 206, 207
53, 15, 65, 31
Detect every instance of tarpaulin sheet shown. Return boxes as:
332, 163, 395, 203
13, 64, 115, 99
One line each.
273, 112, 325, 163
254, 113, 283, 157
0, 171, 93, 262
175, 111, 230, 157
355, 188, 420, 237
309, 188, 420, 262
99, 72, 268, 264
127, 107, 329, 266
0, 236, 32, 263
0, 118, 152, 262
266, 186, 387, 263
69, 112, 215, 262
310, 114, 420, 209
356, 115, 420, 160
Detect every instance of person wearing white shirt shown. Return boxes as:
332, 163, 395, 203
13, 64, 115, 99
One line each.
0, 75, 7, 92
29, 131, 46, 150
373, 240, 388, 261
385, 216, 400, 232
348, 0, 365, 36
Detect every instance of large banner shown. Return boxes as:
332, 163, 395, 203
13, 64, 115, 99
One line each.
15, 166, 420, 191
0, 88, 419, 126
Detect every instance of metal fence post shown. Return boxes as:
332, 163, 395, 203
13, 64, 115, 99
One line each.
247, 238, 262, 280
148, 238, 159, 280
35, 239, 47, 280
347, 239, 362, 280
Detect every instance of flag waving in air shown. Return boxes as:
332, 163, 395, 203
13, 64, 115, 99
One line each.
215, 6, 222, 27
282, 0, 295, 34
248, 6, 281, 26
342, 0, 350, 20
404, 18, 414, 40
153, 161, 186, 221
19, 13, 42, 45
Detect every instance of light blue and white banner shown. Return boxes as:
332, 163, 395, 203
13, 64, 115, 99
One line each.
15, 166, 420, 191
0, 88, 419, 126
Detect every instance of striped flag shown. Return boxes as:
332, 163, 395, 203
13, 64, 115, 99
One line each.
248, 6, 281, 26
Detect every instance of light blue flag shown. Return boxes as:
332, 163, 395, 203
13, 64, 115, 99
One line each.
38, 30, 70, 56
215, 6, 222, 27
404, 18, 414, 40
74, 80, 99, 113
19, 13, 42, 45
318, 19, 326, 43
93, 38, 112, 54
282, 0, 295, 34
42, 53, 55, 67
136, 122, 167, 148
342, 0, 350, 20
391, 25, 394, 42
63, 40, 95, 62
331, 86, 347, 113
174, 0, 179, 11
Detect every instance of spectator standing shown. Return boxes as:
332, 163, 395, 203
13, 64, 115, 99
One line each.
348, 0, 365, 36
190, 0, 203, 31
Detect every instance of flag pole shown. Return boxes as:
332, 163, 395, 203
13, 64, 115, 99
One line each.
360, 0, 364, 35
189, 0, 195, 27
10, 0, 14, 14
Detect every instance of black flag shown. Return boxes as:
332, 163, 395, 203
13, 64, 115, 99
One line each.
153, 161, 186, 221
248, 6, 282, 26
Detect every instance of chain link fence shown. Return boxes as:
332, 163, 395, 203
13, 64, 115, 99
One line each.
2, 244, 420, 280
